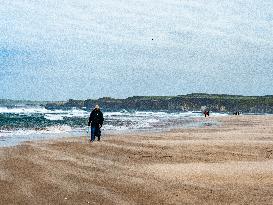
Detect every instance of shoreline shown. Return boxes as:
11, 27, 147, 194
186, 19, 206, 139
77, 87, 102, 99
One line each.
0, 115, 220, 148
1, 115, 273, 204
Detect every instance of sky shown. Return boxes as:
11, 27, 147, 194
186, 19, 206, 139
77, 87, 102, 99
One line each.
0, 0, 273, 100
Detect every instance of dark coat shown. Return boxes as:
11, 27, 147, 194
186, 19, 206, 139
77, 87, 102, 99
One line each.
88, 109, 104, 127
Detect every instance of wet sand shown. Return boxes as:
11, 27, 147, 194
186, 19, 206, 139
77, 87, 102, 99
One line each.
1, 115, 273, 204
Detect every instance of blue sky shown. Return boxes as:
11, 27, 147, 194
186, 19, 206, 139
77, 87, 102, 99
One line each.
1, 0, 273, 100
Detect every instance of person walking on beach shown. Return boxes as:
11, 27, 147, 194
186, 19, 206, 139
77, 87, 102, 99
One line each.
204, 110, 209, 117
88, 105, 104, 142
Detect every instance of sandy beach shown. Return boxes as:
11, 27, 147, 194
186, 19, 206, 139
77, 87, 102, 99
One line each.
1, 115, 273, 204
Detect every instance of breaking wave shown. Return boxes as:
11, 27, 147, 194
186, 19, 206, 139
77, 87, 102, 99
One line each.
0, 106, 227, 146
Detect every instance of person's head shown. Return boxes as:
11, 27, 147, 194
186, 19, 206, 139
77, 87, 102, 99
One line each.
95, 104, 100, 111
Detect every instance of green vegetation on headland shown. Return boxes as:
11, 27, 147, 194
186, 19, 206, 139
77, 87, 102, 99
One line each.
43, 93, 273, 113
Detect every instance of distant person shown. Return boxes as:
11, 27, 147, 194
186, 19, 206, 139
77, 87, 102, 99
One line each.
204, 110, 209, 117
88, 105, 104, 142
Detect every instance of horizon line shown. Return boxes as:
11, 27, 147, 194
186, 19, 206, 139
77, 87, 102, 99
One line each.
1, 93, 273, 102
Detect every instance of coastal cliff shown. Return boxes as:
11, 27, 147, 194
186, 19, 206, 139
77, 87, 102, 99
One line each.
44, 93, 273, 113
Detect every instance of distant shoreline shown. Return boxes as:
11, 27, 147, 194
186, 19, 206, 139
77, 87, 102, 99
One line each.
1, 93, 273, 114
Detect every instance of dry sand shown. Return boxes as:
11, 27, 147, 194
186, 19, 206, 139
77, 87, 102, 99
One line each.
1, 115, 273, 204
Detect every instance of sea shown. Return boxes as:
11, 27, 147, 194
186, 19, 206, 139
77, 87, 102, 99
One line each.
0, 105, 228, 147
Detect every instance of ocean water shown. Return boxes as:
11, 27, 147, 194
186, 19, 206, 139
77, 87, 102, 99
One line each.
0, 106, 227, 147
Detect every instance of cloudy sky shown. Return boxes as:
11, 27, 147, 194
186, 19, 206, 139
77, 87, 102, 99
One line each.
1, 0, 273, 100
